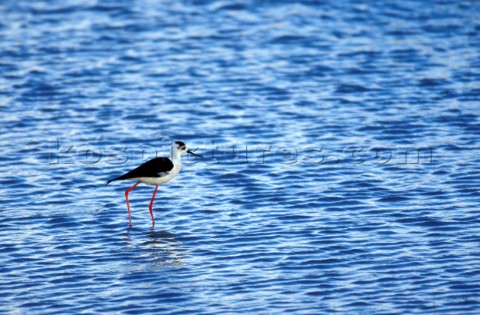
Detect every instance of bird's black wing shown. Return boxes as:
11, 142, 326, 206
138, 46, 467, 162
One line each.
106, 157, 174, 184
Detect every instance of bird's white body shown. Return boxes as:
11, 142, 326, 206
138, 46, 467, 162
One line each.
133, 145, 183, 185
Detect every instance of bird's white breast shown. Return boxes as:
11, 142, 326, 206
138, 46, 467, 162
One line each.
134, 162, 181, 185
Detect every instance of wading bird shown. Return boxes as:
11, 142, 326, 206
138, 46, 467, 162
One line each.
107, 141, 203, 226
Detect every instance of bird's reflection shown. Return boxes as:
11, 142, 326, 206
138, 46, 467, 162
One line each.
126, 225, 184, 268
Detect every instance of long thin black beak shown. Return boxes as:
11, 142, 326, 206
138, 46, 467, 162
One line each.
187, 150, 204, 158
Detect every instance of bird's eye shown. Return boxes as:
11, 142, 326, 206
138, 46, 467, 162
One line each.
180, 146, 186, 150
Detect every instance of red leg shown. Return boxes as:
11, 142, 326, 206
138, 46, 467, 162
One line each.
149, 185, 158, 225
125, 181, 140, 226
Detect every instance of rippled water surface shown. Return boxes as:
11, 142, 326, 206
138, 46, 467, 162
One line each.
1, 0, 480, 314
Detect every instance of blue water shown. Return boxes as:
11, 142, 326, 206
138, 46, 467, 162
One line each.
1, 0, 480, 314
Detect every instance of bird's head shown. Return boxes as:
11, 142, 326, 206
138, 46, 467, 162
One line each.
173, 141, 203, 158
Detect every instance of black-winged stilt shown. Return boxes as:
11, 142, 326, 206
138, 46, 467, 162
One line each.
107, 141, 203, 226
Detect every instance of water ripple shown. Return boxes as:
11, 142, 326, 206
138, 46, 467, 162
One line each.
1, 0, 479, 314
